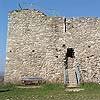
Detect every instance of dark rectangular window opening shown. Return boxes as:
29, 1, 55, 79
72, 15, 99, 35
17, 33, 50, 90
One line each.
66, 48, 74, 58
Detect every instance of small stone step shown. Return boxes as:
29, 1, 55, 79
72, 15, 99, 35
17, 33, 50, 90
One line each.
67, 84, 77, 88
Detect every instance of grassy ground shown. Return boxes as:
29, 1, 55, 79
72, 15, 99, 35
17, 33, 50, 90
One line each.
0, 83, 100, 100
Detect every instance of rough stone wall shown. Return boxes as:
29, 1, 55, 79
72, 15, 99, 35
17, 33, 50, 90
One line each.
65, 17, 100, 82
5, 9, 64, 83
5, 9, 100, 83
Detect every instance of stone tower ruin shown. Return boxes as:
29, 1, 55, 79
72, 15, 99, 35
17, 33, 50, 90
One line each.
5, 9, 100, 83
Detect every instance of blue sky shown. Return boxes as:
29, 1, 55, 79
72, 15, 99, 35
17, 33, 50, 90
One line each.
0, 0, 100, 72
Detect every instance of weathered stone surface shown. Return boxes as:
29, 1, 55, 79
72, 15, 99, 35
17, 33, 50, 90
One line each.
4, 9, 100, 83
65, 17, 100, 82
67, 58, 77, 87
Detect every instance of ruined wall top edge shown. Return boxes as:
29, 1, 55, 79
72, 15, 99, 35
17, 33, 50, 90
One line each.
8, 9, 100, 19
8, 9, 47, 16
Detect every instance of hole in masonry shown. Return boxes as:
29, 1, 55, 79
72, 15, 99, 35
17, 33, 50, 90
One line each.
66, 48, 74, 58
62, 44, 66, 47
88, 45, 91, 48
55, 56, 58, 58
9, 50, 12, 52
67, 23, 71, 25
32, 50, 35, 52
87, 56, 89, 58
56, 48, 58, 52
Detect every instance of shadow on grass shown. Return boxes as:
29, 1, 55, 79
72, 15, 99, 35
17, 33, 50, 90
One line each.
0, 89, 10, 92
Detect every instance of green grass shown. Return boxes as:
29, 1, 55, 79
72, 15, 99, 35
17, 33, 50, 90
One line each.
0, 83, 100, 100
